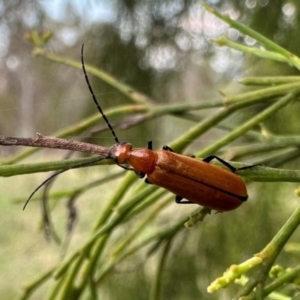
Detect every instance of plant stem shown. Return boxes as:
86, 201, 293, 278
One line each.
202, 3, 300, 70
197, 93, 295, 157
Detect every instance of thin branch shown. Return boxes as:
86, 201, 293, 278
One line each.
0, 134, 111, 158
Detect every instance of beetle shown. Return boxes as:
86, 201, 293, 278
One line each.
108, 141, 249, 211
24, 44, 254, 212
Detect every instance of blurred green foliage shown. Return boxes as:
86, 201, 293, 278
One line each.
1, 1, 300, 299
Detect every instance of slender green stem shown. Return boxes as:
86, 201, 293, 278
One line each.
213, 37, 289, 64
221, 135, 300, 159
240, 76, 300, 86
46, 270, 67, 300
111, 197, 171, 258
259, 207, 300, 260
169, 88, 296, 153
35, 48, 152, 105
74, 236, 110, 299
264, 265, 300, 296
45, 171, 123, 202
20, 269, 54, 300
71, 182, 159, 295
255, 283, 264, 300
53, 180, 156, 279
0, 156, 113, 177
233, 205, 300, 299
202, 3, 300, 70
96, 214, 186, 284
50, 256, 84, 300
89, 279, 98, 300
55, 195, 170, 298
169, 101, 247, 152
196, 93, 295, 157
149, 239, 172, 300
224, 82, 300, 104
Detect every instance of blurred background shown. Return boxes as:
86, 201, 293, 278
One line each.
1, 0, 300, 299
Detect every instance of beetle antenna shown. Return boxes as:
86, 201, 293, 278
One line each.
81, 44, 120, 144
23, 156, 106, 210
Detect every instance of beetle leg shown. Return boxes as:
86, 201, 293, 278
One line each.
202, 155, 237, 172
203, 155, 261, 172
145, 178, 151, 184
147, 141, 153, 150
117, 164, 135, 171
175, 195, 194, 204
163, 145, 197, 159
162, 145, 174, 152
136, 171, 145, 178
236, 163, 262, 171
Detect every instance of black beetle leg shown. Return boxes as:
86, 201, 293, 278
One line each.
145, 178, 151, 184
203, 155, 261, 172
117, 164, 135, 171
175, 195, 194, 204
135, 171, 145, 178
162, 145, 174, 152
236, 163, 262, 171
202, 155, 237, 172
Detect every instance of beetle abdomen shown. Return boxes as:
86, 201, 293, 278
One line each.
147, 150, 248, 212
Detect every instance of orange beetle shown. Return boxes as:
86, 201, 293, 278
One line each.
109, 141, 248, 212
25, 45, 253, 212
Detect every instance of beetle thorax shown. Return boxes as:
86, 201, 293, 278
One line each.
129, 148, 157, 174
110, 143, 157, 174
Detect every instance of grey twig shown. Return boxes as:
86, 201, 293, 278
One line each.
0, 133, 111, 157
